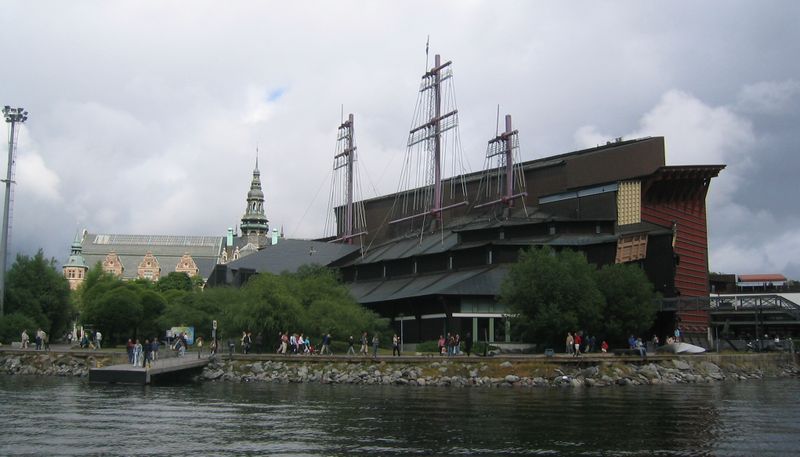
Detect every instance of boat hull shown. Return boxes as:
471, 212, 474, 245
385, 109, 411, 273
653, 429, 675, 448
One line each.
658, 342, 706, 354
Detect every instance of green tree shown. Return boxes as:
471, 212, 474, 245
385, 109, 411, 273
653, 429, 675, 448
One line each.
158, 286, 229, 339
595, 263, 658, 345
138, 289, 167, 339
0, 312, 39, 344
156, 272, 194, 293
215, 266, 388, 351
286, 265, 385, 343
224, 272, 306, 345
74, 263, 121, 314
4, 250, 72, 338
500, 247, 603, 348
81, 284, 143, 344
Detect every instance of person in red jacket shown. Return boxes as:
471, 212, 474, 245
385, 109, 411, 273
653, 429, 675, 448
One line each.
573, 333, 582, 357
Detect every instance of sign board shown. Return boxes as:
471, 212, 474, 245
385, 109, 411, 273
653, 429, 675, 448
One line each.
169, 326, 195, 345
212, 320, 218, 330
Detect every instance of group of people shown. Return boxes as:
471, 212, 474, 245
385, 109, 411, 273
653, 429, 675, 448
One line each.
79, 330, 102, 349
126, 338, 160, 367
271, 331, 387, 358
19, 329, 49, 351
275, 332, 317, 355
628, 335, 648, 357
437, 332, 473, 356
566, 332, 603, 356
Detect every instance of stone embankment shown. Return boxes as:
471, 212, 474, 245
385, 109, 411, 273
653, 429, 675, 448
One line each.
1, 350, 797, 388
0, 351, 126, 378
197, 354, 799, 388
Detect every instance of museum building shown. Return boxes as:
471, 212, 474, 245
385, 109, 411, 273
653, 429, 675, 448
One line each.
62, 160, 275, 289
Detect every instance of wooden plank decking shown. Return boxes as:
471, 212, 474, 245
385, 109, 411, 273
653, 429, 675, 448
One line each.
89, 355, 210, 385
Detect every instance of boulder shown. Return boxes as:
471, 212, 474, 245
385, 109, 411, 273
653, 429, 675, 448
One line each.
673, 360, 691, 371
639, 364, 661, 379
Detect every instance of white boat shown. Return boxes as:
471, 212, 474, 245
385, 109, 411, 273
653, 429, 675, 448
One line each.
658, 342, 706, 354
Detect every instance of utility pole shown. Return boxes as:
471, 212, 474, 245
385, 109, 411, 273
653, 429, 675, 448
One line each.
1, 106, 28, 317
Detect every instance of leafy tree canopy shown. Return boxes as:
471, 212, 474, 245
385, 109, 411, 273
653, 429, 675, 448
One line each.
0, 312, 39, 344
81, 283, 142, 343
4, 250, 72, 337
156, 272, 195, 293
501, 246, 657, 348
73, 262, 385, 349
595, 263, 658, 344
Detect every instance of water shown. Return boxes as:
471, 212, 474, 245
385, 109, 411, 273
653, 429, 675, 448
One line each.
1, 376, 799, 456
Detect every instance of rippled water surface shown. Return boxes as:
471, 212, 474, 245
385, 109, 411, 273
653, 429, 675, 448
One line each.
1, 376, 799, 456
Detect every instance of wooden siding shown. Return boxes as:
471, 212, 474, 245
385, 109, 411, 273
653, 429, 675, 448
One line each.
641, 202, 709, 298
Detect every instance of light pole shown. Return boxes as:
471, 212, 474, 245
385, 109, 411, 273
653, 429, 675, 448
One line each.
1, 106, 28, 317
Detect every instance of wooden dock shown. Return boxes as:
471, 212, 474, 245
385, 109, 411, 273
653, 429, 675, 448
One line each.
89, 355, 210, 385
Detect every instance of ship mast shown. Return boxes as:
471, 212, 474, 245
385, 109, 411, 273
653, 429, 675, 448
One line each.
327, 113, 367, 244
390, 54, 468, 227
475, 114, 527, 209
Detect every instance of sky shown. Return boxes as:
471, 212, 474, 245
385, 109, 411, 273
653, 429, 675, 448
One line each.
1, 1, 799, 278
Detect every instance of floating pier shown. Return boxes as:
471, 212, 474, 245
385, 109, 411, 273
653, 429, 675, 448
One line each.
89, 355, 210, 385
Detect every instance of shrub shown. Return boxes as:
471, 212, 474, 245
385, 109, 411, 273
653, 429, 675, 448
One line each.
0, 312, 39, 344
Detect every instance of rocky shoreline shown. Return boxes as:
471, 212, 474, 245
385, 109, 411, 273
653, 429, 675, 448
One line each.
197, 355, 799, 388
1, 351, 797, 388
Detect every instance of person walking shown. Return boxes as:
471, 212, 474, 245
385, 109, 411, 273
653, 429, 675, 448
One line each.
242, 331, 253, 354
132, 339, 142, 366
143, 339, 152, 368
573, 332, 582, 357
372, 333, 380, 358
360, 332, 369, 356
35, 329, 42, 351
196, 336, 204, 359
438, 335, 446, 356
20, 329, 29, 349
151, 337, 159, 364
126, 339, 134, 364
566, 332, 574, 355
347, 335, 356, 355
279, 332, 288, 354
392, 334, 400, 356
319, 333, 332, 355
95, 330, 102, 350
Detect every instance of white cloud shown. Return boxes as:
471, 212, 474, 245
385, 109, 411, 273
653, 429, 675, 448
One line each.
575, 90, 755, 167
15, 152, 62, 203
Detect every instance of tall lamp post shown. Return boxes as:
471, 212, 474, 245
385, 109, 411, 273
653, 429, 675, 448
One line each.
1, 106, 28, 317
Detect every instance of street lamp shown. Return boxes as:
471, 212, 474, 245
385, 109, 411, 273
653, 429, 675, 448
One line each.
1, 106, 28, 317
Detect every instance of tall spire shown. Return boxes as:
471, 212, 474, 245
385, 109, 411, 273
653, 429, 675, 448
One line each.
240, 154, 269, 248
